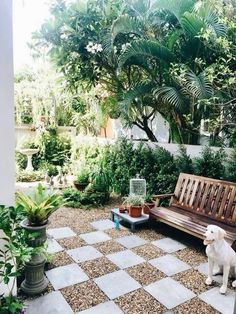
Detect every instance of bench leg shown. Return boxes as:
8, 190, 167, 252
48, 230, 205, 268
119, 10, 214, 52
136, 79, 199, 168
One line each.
131, 224, 136, 232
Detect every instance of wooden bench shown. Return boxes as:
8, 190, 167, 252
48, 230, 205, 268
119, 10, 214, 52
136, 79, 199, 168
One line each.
149, 173, 236, 249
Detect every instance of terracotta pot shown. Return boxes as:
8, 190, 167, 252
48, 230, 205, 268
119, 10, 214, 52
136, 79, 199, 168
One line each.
143, 202, 155, 215
74, 182, 88, 191
129, 205, 142, 218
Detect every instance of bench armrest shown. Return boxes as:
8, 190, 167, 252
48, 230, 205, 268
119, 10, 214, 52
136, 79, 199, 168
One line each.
152, 193, 175, 207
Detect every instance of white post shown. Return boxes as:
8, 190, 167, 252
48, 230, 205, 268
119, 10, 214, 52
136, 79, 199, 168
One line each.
0, 0, 16, 296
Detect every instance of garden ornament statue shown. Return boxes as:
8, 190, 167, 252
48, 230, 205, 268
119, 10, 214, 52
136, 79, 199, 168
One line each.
114, 215, 120, 230
204, 225, 236, 294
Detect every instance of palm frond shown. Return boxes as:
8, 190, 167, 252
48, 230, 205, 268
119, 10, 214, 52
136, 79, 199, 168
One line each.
111, 15, 144, 41
151, 0, 195, 21
180, 12, 205, 37
204, 10, 226, 37
153, 86, 184, 110
183, 70, 213, 99
118, 81, 155, 104
118, 39, 176, 68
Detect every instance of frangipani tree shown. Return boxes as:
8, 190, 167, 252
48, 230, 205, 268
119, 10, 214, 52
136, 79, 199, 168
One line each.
32, 0, 236, 144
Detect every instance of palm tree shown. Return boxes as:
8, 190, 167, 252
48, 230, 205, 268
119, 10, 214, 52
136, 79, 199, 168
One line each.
114, 0, 227, 143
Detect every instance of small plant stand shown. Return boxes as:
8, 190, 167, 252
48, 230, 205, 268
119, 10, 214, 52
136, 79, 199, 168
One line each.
110, 208, 149, 232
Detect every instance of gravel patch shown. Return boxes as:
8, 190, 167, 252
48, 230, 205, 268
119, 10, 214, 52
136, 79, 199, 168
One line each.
174, 247, 207, 267
71, 223, 95, 234
80, 256, 118, 279
58, 236, 86, 250
172, 269, 208, 295
115, 288, 166, 314
132, 244, 164, 260
136, 228, 165, 241
46, 251, 74, 270
126, 263, 165, 286
94, 240, 125, 254
60, 280, 107, 312
173, 297, 219, 314
105, 228, 132, 239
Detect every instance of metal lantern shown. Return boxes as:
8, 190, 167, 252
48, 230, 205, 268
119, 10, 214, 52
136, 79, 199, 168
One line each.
130, 174, 146, 196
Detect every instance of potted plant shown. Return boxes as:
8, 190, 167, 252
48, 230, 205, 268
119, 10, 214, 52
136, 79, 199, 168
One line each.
16, 184, 63, 296
143, 194, 155, 214
74, 169, 90, 191
123, 194, 144, 218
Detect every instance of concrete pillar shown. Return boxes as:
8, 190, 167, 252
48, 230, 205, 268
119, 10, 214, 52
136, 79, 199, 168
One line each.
0, 0, 16, 296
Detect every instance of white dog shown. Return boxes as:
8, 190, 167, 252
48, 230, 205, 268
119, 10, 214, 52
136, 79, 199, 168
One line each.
204, 225, 236, 294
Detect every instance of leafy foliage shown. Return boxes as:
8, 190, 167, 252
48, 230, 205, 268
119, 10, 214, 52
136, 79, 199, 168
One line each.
16, 184, 63, 226
16, 170, 44, 183
0, 205, 33, 311
193, 146, 226, 179
175, 145, 194, 174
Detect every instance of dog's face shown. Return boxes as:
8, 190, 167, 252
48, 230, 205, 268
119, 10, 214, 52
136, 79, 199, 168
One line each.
203, 225, 227, 245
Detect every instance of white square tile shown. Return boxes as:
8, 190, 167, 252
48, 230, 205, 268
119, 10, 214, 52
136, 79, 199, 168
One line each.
77, 301, 123, 314
47, 227, 76, 240
90, 219, 115, 231
152, 237, 186, 253
107, 250, 145, 269
116, 235, 147, 249
94, 270, 141, 299
25, 291, 73, 314
80, 231, 111, 244
144, 277, 195, 309
67, 246, 103, 263
149, 254, 191, 276
46, 263, 89, 290
47, 238, 63, 254
199, 287, 235, 314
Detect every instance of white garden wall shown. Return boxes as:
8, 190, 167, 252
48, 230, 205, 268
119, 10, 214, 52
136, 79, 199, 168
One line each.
0, 0, 16, 296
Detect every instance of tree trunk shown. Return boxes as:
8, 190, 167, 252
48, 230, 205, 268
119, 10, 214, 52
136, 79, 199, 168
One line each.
133, 117, 158, 142
142, 116, 158, 142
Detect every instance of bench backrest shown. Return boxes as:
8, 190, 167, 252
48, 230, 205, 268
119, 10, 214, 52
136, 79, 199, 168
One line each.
171, 173, 236, 226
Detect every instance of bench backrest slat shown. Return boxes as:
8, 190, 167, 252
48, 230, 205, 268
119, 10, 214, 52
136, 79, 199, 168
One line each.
171, 173, 236, 226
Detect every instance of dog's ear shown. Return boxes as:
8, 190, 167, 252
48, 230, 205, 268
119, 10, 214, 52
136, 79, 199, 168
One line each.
218, 228, 226, 240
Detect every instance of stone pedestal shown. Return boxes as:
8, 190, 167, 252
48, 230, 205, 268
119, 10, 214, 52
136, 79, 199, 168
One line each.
21, 219, 49, 295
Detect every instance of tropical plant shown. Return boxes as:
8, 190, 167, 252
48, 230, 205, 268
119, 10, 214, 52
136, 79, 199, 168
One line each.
16, 184, 63, 226
32, 0, 236, 144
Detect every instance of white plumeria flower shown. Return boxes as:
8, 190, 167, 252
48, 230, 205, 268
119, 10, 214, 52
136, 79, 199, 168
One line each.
97, 44, 103, 52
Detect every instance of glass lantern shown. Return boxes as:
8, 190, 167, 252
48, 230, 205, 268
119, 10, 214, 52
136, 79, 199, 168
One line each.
129, 174, 146, 197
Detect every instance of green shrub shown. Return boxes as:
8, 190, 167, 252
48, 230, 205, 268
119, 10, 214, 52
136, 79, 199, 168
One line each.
16, 170, 44, 182
39, 161, 59, 177
175, 145, 194, 174
193, 146, 226, 179
74, 168, 90, 184
38, 128, 71, 167
225, 148, 236, 182
63, 188, 109, 208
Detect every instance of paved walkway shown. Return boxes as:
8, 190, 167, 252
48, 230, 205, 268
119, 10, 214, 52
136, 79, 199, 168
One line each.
24, 218, 235, 314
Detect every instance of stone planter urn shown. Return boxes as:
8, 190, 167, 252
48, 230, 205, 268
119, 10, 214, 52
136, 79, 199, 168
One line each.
20, 219, 48, 295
